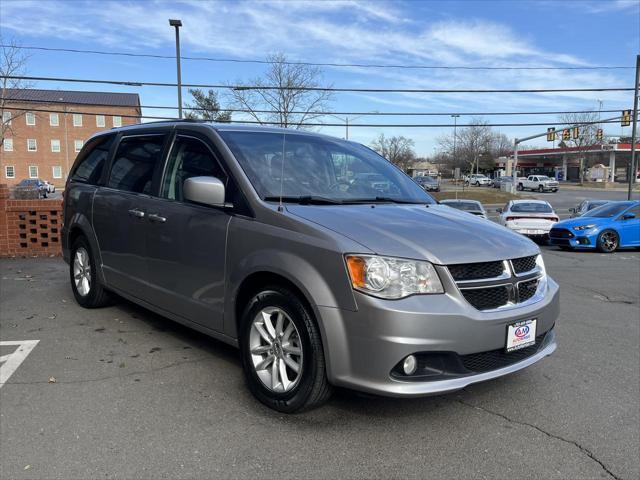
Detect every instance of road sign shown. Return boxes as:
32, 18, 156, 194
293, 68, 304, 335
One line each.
546, 128, 555, 142
596, 128, 603, 141
622, 110, 631, 127
562, 128, 570, 140
572, 127, 579, 139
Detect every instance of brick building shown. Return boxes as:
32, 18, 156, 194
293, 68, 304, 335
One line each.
0, 89, 141, 187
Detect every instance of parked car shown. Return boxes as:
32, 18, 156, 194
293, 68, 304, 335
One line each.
569, 199, 609, 218
517, 175, 559, 192
497, 200, 559, 241
464, 174, 491, 186
44, 180, 56, 194
351, 172, 394, 194
15, 178, 48, 198
440, 199, 487, 219
492, 176, 514, 189
550, 201, 640, 252
62, 122, 559, 412
414, 175, 440, 192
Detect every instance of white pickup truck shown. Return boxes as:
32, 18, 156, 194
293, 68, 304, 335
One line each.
517, 175, 559, 193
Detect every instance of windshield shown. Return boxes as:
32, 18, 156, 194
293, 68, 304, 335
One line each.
586, 202, 634, 218
584, 201, 608, 212
443, 201, 481, 211
511, 202, 553, 213
219, 131, 436, 204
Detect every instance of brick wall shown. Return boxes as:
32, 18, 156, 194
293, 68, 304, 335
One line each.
0, 184, 63, 258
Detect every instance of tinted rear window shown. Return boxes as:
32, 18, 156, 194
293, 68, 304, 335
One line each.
511, 203, 552, 213
107, 135, 165, 194
71, 135, 114, 184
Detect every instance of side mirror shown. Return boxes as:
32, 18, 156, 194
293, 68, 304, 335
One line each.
184, 176, 228, 207
569, 208, 576, 213
622, 213, 636, 220
496, 208, 503, 213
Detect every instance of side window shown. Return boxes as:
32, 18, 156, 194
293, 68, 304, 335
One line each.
624, 205, 640, 218
71, 135, 114, 184
108, 135, 165, 194
160, 136, 226, 201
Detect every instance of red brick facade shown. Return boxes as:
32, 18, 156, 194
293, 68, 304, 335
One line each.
0, 184, 63, 257
1, 98, 140, 188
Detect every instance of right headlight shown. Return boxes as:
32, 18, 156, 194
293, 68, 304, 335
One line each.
345, 254, 444, 299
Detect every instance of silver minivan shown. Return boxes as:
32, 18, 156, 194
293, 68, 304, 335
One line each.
63, 122, 559, 412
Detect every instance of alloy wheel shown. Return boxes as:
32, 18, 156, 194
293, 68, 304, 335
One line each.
73, 247, 92, 296
249, 307, 303, 393
600, 231, 618, 252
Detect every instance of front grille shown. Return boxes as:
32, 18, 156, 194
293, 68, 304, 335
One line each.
511, 255, 537, 274
461, 333, 546, 373
448, 261, 504, 281
461, 285, 510, 310
550, 228, 574, 239
518, 279, 539, 302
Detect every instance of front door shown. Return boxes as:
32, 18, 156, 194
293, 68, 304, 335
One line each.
617, 205, 640, 246
143, 134, 230, 332
92, 134, 166, 299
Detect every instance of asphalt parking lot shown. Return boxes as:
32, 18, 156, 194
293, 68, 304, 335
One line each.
1, 245, 638, 479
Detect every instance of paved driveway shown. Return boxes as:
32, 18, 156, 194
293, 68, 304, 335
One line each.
1, 250, 638, 479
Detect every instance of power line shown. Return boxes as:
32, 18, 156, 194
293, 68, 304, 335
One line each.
1, 75, 635, 93
2, 44, 634, 71
5, 106, 635, 128
2, 97, 630, 117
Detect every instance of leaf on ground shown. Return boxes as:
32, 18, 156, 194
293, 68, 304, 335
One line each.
48, 376, 57, 383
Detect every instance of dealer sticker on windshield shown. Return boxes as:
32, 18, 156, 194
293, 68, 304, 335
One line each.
506, 319, 537, 352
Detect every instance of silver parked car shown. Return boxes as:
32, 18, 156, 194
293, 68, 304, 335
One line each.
62, 122, 559, 412
440, 199, 488, 219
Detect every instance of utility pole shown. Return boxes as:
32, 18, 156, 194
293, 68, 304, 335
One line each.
169, 19, 183, 119
628, 54, 639, 200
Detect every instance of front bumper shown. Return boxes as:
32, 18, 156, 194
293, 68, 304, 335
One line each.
317, 277, 559, 397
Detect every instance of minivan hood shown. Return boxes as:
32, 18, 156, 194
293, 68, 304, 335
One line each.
286, 204, 538, 265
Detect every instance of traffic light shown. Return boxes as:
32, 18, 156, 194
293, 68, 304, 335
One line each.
596, 128, 603, 141
546, 128, 556, 142
621, 109, 632, 127
572, 127, 579, 139
562, 129, 570, 140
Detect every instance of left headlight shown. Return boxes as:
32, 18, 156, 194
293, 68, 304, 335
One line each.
573, 224, 596, 231
345, 255, 444, 299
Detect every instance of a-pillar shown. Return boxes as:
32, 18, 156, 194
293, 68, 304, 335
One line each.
608, 150, 616, 182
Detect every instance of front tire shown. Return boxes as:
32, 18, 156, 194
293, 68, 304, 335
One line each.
239, 286, 332, 413
597, 230, 619, 253
70, 236, 111, 308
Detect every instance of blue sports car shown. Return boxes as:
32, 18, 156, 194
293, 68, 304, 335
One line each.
549, 200, 640, 253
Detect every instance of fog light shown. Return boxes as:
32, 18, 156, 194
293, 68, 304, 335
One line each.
403, 355, 417, 375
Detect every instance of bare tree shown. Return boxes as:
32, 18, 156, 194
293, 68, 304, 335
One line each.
371, 134, 416, 171
227, 53, 333, 129
1, 39, 31, 148
559, 111, 600, 184
184, 89, 231, 122
436, 118, 496, 173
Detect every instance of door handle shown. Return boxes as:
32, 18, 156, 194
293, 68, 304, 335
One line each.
148, 213, 167, 223
128, 208, 145, 218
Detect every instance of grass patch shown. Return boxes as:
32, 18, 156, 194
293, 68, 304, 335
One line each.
432, 188, 519, 204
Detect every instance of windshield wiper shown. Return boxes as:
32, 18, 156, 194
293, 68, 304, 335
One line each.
263, 196, 343, 205
349, 196, 429, 205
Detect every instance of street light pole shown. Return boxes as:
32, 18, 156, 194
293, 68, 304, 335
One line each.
628, 54, 639, 200
169, 19, 183, 119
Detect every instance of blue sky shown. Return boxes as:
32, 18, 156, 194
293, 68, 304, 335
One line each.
1, 0, 639, 155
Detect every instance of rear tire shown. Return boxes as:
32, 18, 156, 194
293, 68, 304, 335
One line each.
70, 236, 112, 308
538, 185, 544, 192
597, 229, 619, 253
239, 286, 332, 413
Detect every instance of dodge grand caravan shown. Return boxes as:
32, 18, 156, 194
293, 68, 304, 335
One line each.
63, 121, 559, 412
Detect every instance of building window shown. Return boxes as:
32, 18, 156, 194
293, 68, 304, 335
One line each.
2, 111, 11, 125
73, 113, 83, 127
112, 115, 122, 127
74, 139, 84, 152
52, 166, 62, 179
96, 115, 106, 127
26, 112, 36, 125
51, 139, 61, 152
50, 113, 60, 126
29, 166, 38, 178
5, 165, 15, 178
3, 138, 13, 151
27, 139, 37, 152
